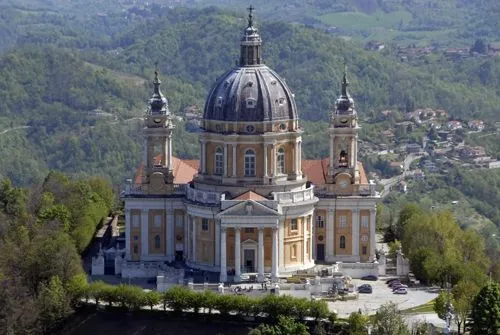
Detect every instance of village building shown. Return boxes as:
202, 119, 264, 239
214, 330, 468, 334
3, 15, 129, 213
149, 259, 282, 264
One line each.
121, 11, 379, 281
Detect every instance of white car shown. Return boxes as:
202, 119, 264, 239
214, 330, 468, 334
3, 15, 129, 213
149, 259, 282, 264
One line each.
393, 288, 408, 295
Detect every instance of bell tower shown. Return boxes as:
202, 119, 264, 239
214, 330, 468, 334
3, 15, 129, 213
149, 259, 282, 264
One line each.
142, 71, 175, 193
327, 67, 360, 187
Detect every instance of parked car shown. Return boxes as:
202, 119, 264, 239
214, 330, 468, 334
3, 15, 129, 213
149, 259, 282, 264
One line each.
361, 275, 378, 281
358, 284, 373, 294
392, 284, 408, 291
393, 288, 408, 294
388, 281, 401, 288
386, 278, 400, 285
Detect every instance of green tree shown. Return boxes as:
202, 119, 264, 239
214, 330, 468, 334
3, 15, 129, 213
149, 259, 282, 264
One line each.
470, 282, 500, 335
252, 315, 309, 335
37, 276, 71, 332
346, 311, 368, 335
452, 280, 480, 334
373, 302, 410, 335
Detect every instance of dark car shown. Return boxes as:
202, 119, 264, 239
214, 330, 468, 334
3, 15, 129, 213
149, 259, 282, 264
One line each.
386, 278, 400, 285
358, 284, 373, 294
388, 280, 401, 288
361, 275, 378, 281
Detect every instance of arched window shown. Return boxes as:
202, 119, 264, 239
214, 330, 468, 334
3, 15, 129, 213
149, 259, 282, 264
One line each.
244, 149, 256, 176
339, 150, 348, 167
215, 147, 224, 175
340, 235, 346, 249
277, 148, 285, 174
154, 235, 161, 249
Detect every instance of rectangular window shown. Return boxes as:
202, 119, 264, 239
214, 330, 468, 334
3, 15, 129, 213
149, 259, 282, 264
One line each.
154, 215, 162, 228
316, 215, 325, 228
132, 215, 140, 228
175, 214, 183, 227
290, 219, 298, 231
202, 218, 209, 231
133, 244, 138, 254
215, 150, 224, 175
154, 235, 161, 249
133, 235, 138, 241
339, 216, 347, 228
245, 228, 254, 233
244, 150, 256, 177
306, 240, 310, 255
361, 216, 369, 228
291, 244, 297, 259
362, 246, 367, 255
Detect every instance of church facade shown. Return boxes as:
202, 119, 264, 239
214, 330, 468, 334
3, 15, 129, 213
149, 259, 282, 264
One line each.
123, 11, 379, 282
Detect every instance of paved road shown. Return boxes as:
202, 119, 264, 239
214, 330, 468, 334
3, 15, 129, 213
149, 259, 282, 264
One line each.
0, 125, 31, 136
379, 154, 422, 197
325, 278, 438, 317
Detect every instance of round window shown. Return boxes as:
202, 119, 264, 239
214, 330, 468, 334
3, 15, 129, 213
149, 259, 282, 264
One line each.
246, 125, 255, 133
279, 123, 287, 131
318, 235, 324, 241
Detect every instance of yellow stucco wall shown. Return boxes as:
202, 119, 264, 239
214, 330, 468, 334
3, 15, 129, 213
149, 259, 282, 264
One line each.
359, 209, 370, 261
148, 209, 166, 255
335, 210, 352, 255
130, 209, 141, 261
195, 217, 215, 265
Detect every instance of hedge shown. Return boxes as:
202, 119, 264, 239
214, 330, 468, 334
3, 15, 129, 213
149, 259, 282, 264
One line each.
73, 281, 332, 321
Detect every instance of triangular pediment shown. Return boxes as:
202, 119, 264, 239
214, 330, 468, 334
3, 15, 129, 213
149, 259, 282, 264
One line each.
217, 200, 278, 218
241, 239, 257, 245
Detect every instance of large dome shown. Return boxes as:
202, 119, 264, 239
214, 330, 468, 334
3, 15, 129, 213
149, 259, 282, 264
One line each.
203, 9, 298, 123
204, 65, 298, 122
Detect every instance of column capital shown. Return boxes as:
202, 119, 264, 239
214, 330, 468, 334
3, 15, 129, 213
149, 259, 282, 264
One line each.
141, 209, 149, 214
257, 226, 265, 232
234, 227, 241, 232
352, 208, 360, 213
370, 207, 377, 214
125, 208, 131, 214
221, 226, 227, 233
328, 209, 335, 214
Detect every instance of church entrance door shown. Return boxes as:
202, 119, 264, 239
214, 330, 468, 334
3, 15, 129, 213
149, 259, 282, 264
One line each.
243, 249, 255, 273
316, 244, 325, 261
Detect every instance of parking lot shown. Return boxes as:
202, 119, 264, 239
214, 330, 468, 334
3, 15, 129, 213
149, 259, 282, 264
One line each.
326, 278, 439, 317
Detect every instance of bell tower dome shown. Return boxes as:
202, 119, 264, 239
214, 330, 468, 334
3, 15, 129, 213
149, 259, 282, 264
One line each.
327, 66, 360, 187
142, 70, 175, 193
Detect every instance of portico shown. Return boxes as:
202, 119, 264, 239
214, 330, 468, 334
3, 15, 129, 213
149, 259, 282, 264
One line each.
217, 199, 280, 282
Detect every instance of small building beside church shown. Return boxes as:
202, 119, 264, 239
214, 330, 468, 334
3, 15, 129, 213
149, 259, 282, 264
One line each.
122, 11, 379, 282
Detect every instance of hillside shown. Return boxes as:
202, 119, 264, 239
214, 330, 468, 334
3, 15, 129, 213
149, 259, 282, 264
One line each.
1, 7, 499, 187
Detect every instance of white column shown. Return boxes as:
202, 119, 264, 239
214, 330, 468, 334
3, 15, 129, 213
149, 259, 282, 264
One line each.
298, 141, 302, 174
234, 228, 241, 282
295, 140, 300, 174
125, 209, 131, 260
354, 135, 358, 167
223, 144, 228, 177
257, 228, 265, 282
167, 211, 175, 261
312, 214, 317, 260
303, 217, 307, 265
370, 207, 377, 261
329, 135, 334, 172
141, 209, 149, 258
326, 209, 334, 262
168, 135, 173, 170
263, 143, 268, 177
279, 219, 285, 272
201, 140, 206, 174
215, 221, 220, 266
273, 144, 277, 177
192, 217, 196, 263
308, 215, 313, 262
219, 227, 227, 282
232, 144, 237, 177
183, 213, 189, 260
352, 209, 360, 258
272, 227, 278, 281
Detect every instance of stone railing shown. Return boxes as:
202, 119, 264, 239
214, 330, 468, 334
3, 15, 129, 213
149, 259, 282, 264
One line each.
272, 186, 315, 204
186, 185, 221, 205
123, 179, 187, 196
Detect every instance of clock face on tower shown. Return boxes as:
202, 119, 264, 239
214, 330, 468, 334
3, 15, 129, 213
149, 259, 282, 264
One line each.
153, 118, 162, 123
339, 180, 349, 189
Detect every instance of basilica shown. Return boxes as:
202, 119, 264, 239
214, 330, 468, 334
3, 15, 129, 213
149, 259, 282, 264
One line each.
123, 10, 379, 282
